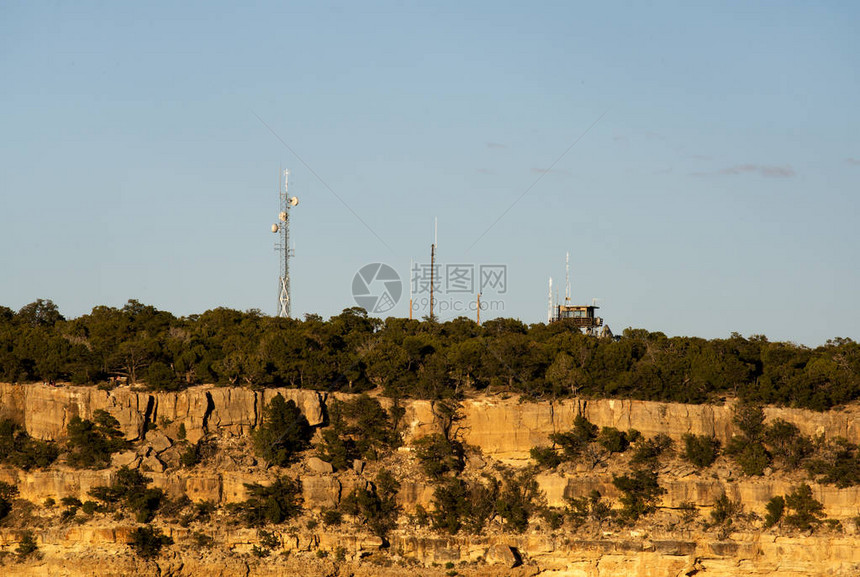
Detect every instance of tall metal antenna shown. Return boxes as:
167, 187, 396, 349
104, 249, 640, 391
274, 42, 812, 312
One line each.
547, 277, 553, 323
429, 218, 438, 321
272, 169, 299, 317
565, 251, 571, 304
409, 258, 414, 320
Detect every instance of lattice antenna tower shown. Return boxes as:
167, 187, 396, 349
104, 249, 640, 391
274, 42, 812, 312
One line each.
271, 169, 299, 317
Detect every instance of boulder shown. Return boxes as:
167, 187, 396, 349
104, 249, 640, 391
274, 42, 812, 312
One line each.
486, 544, 521, 568
140, 454, 165, 473
111, 451, 140, 468
302, 476, 341, 509
307, 457, 334, 474
146, 431, 172, 454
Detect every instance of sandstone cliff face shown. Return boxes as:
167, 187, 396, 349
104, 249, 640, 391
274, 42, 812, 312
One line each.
2, 524, 859, 577
451, 396, 860, 462
0, 383, 325, 444
2, 382, 860, 577
4, 382, 857, 459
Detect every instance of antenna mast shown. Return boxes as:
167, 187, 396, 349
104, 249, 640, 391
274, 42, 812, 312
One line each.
429, 218, 437, 321
565, 251, 571, 304
547, 277, 553, 323
409, 258, 414, 320
272, 169, 299, 317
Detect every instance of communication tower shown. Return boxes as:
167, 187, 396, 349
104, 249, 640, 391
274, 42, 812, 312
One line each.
271, 169, 299, 317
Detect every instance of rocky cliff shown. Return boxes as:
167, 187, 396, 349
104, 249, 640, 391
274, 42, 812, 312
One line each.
1, 382, 859, 576
3, 382, 857, 455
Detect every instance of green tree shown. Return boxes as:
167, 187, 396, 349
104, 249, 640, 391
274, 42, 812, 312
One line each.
764, 495, 785, 528
0, 480, 18, 520
130, 525, 173, 559
252, 395, 312, 466
16, 299, 64, 327
784, 484, 825, 531
66, 410, 129, 469
342, 469, 400, 541
234, 476, 303, 526
764, 419, 813, 469
413, 434, 465, 479
0, 419, 58, 470
88, 466, 164, 522
613, 468, 665, 522
726, 403, 771, 476
495, 470, 543, 533
681, 434, 720, 468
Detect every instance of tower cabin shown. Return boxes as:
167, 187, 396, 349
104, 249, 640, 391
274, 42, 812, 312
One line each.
552, 304, 602, 329
550, 304, 612, 338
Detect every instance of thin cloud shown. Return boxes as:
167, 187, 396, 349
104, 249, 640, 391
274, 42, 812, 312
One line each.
530, 167, 570, 175
692, 164, 796, 178
486, 142, 507, 149
846, 158, 860, 166
476, 168, 494, 175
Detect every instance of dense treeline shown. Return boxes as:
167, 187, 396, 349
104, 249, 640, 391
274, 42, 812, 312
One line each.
1, 299, 859, 411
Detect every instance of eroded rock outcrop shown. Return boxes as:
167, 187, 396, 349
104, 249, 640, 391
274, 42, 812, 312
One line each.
3, 383, 860, 576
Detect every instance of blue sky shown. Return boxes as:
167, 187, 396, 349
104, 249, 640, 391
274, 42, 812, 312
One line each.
1, 1, 858, 345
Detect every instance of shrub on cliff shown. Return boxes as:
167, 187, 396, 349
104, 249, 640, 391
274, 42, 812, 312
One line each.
130, 525, 173, 559
630, 433, 673, 468
16, 530, 39, 560
429, 474, 499, 535
0, 419, 58, 470
566, 490, 613, 527
764, 495, 785, 528
233, 476, 302, 526
429, 477, 470, 534
414, 434, 466, 479
613, 468, 665, 522
252, 394, 312, 467
727, 442, 770, 476
530, 446, 563, 469
805, 437, 860, 488
143, 361, 181, 391
548, 415, 599, 462
709, 492, 742, 526
88, 466, 164, 523
316, 396, 401, 470
495, 470, 543, 533
66, 410, 129, 469
597, 427, 631, 454
784, 484, 825, 531
726, 403, 772, 476
0, 480, 18, 520
764, 419, 813, 469
342, 468, 400, 540
681, 434, 720, 468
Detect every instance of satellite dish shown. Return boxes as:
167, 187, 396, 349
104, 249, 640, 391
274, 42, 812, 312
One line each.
278, 211, 288, 222
289, 196, 299, 207
271, 224, 279, 233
